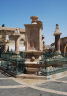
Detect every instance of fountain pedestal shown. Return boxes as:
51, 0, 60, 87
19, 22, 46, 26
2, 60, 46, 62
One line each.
24, 16, 43, 74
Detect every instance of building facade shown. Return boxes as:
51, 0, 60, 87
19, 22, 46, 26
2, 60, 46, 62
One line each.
0, 27, 45, 53
51, 37, 67, 52
0, 27, 25, 52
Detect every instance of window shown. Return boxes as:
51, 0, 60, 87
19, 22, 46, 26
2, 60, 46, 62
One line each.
9, 35, 14, 40
20, 39, 24, 41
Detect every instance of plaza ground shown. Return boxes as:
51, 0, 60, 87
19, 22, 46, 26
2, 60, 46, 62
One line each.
0, 69, 67, 96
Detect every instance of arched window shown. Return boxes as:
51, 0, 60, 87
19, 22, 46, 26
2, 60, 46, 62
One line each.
20, 39, 24, 41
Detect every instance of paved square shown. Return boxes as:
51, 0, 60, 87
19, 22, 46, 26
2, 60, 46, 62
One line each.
0, 87, 63, 96
0, 70, 11, 78
57, 76, 67, 81
0, 79, 21, 86
0, 69, 67, 96
36, 81, 67, 92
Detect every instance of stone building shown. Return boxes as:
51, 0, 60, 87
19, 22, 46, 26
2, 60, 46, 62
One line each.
0, 26, 45, 53
51, 36, 67, 52
0, 27, 25, 53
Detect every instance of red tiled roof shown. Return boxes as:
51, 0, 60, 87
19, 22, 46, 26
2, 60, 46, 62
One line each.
0, 27, 25, 32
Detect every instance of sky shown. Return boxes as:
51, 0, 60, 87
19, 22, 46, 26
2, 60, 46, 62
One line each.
0, 0, 67, 45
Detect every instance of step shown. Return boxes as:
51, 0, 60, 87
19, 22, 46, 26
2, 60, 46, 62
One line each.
16, 74, 47, 79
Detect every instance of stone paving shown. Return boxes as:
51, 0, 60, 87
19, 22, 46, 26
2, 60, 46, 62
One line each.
0, 69, 67, 96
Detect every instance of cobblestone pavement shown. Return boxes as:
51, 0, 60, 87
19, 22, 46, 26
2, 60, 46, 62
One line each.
0, 69, 67, 96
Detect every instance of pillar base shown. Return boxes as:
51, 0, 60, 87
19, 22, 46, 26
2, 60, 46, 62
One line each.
56, 51, 61, 53
15, 51, 19, 54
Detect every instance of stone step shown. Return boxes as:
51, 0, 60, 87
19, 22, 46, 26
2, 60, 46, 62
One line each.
16, 74, 47, 79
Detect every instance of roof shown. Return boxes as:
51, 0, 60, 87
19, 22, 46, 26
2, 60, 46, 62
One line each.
51, 36, 67, 46
61, 36, 67, 40
0, 27, 25, 32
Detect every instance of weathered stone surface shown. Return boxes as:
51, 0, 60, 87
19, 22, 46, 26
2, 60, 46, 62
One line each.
54, 24, 62, 52
24, 16, 43, 74
13, 28, 20, 54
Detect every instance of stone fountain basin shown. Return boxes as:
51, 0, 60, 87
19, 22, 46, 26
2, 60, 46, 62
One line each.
25, 68, 40, 73
25, 62, 41, 73
25, 62, 41, 68
24, 51, 42, 74
25, 51, 42, 55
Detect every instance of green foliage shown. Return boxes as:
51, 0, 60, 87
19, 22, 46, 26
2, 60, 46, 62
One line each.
2, 24, 5, 27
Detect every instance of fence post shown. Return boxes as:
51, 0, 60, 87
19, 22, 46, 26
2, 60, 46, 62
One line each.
45, 55, 47, 76
1, 53, 2, 66
16, 54, 18, 75
7, 53, 9, 70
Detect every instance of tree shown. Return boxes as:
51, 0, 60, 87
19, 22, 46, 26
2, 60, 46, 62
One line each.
2, 24, 5, 27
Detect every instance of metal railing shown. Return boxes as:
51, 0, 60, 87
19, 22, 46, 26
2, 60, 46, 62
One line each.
40, 52, 67, 76
1, 51, 26, 75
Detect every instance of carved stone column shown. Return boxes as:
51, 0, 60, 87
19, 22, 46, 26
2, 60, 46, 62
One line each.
53, 24, 62, 52
42, 35, 45, 51
15, 36, 19, 54
13, 28, 20, 54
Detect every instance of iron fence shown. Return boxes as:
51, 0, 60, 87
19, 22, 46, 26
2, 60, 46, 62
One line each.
1, 51, 26, 75
40, 52, 67, 76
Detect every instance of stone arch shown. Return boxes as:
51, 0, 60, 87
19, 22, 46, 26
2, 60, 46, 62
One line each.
64, 44, 67, 53
20, 38, 25, 46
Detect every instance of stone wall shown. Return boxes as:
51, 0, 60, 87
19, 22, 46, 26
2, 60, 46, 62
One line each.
0, 30, 25, 51
51, 37, 67, 52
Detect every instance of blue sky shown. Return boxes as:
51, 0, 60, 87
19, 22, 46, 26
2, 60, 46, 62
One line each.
0, 0, 67, 45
